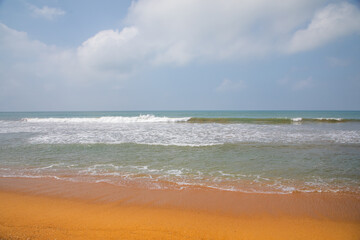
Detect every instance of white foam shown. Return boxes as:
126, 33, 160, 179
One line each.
217, 171, 233, 177
0, 174, 63, 180
291, 118, 302, 122
78, 164, 124, 175
3, 114, 359, 145
1, 167, 357, 194
166, 169, 183, 176
35, 163, 64, 170
22, 115, 190, 123
315, 118, 343, 121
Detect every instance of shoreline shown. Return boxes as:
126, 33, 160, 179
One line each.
1, 177, 359, 239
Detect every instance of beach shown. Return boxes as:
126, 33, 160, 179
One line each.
2, 0, 360, 237
1, 177, 359, 240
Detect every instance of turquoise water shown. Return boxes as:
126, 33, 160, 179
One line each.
0, 111, 359, 193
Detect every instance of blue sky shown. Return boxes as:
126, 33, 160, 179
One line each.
0, 0, 360, 111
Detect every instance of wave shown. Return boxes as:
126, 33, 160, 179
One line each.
187, 117, 359, 124
22, 114, 190, 123
19, 115, 360, 125
1, 171, 357, 194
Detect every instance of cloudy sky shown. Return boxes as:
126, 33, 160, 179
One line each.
0, 0, 360, 111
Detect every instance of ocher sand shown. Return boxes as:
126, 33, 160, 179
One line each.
0, 178, 359, 240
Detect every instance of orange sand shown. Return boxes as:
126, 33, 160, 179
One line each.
0, 178, 359, 240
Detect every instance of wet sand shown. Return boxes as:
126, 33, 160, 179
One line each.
0, 177, 359, 239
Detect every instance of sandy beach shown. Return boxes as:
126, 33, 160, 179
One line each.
2, 0, 360, 237
0, 177, 359, 240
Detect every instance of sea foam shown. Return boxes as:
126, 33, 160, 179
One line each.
22, 115, 190, 123
291, 118, 303, 122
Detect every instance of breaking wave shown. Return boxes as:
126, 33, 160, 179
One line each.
20, 115, 359, 125
23, 115, 190, 123
187, 117, 358, 124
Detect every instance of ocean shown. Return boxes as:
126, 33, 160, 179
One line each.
0, 111, 359, 194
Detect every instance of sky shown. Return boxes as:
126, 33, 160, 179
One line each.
0, 0, 360, 111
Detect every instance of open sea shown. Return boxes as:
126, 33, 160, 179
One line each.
0, 111, 359, 194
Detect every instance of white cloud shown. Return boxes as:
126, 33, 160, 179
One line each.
1, 0, 360, 90
123, 0, 324, 64
76, 0, 360, 69
0, 23, 56, 80
287, 2, 360, 53
29, 5, 65, 20
216, 79, 245, 92
0, 23, 125, 91
77, 27, 141, 73
71, 0, 330, 71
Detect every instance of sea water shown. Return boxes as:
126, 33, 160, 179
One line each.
0, 111, 359, 193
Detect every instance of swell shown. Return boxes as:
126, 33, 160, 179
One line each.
13, 115, 360, 125
187, 117, 360, 124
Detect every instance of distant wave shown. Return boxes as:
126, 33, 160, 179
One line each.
187, 117, 359, 124
22, 114, 190, 123
20, 115, 360, 125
